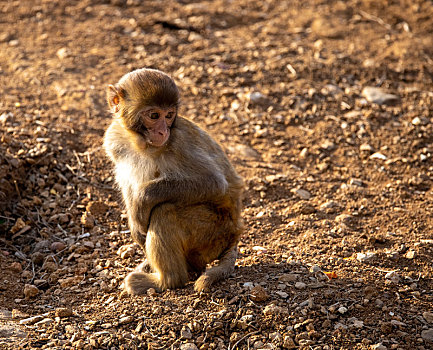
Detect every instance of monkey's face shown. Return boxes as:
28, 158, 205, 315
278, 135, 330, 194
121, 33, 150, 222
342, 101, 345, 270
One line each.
139, 106, 176, 147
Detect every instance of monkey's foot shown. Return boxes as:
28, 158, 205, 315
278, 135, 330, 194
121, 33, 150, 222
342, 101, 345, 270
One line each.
194, 275, 212, 293
124, 272, 159, 295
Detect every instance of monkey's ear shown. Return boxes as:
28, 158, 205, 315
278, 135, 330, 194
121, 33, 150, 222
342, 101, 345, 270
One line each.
107, 85, 122, 113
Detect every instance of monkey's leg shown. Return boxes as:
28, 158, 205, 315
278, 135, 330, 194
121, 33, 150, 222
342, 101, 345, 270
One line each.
194, 245, 237, 292
124, 204, 188, 295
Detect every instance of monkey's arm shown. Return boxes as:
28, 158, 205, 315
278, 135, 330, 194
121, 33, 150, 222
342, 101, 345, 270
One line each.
132, 173, 228, 232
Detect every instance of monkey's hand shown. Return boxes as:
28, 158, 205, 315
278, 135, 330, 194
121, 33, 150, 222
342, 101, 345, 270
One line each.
128, 193, 154, 236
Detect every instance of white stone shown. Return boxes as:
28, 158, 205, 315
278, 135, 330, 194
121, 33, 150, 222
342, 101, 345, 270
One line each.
362, 86, 399, 105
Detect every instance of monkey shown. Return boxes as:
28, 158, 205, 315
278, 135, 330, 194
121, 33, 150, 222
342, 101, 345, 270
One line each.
103, 68, 243, 295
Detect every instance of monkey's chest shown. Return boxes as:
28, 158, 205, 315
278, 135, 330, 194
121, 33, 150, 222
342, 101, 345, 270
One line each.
114, 159, 157, 192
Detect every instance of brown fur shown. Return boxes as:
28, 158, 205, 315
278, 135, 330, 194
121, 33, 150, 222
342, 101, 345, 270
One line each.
103, 68, 243, 294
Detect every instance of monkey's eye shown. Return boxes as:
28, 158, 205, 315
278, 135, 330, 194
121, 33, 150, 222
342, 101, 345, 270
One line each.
150, 112, 160, 119
166, 112, 175, 119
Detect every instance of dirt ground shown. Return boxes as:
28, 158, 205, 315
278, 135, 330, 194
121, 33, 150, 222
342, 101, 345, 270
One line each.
1, 0, 433, 349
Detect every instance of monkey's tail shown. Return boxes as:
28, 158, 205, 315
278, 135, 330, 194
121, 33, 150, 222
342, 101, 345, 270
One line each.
124, 271, 160, 295
194, 246, 237, 292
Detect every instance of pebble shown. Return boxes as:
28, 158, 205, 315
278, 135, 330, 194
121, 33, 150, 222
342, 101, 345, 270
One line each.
247, 91, 270, 106
356, 252, 377, 262
56, 47, 69, 60
50, 241, 66, 252
181, 326, 192, 339
117, 245, 137, 259
295, 282, 307, 289
23, 284, 39, 298
119, 316, 133, 325
263, 304, 289, 316
276, 291, 288, 298
55, 308, 73, 318
421, 329, 433, 342
8, 262, 23, 272
361, 86, 399, 106
335, 214, 354, 225
180, 344, 198, 350
423, 312, 433, 324
292, 188, 311, 200
370, 152, 387, 160
283, 336, 296, 349
371, 343, 387, 350
338, 306, 348, 314
240, 315, 254, 323
385, 271, 400, 284
278, 274, 298, 282
250, 285, 269, 302
34, 318, 54, 327
20, 315, 45, 325
405, 250, 416, 259
360, 143, 375, 153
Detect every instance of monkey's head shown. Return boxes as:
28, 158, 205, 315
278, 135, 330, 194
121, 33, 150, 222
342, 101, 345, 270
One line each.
107, 68, 180, 148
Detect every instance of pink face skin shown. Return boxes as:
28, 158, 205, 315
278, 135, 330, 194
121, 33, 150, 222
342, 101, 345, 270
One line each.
139, 106, 176, 147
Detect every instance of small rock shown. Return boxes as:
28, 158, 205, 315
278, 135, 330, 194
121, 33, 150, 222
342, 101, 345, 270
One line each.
371, 343, 387, 350
246, 91, 270, 106
50, 241, 66, 252
10, 218, 26, 234
34, 318, 54, 327
421, 329, 433, 343
375, 299, 384, 308
81, 212, 95, 229
243, 282, 254, 289
11, 309, 28, 319
250, 285, 269, 302
180, 326, 192, 339
356, 252, 377, 262
349, 178, 364, 187
263, 304, 288, 316
362, 86, 399, 106
278, 274, 298, 283
360, 143, 375, 153
292, 201, 316, 215
23, 284, 39, 298
240, 315, 254, 323
86, 201, 109, 216
423, 312, 433, 324
405, 250, 416, 259
55, 308, 73, 318
147, 288, 157, 297
283, 336, 296, 349
119, 316, 133, 325
370, 152, 387, 160
276, 291, 289, 299
335, 214, 354, 225
9, 262, 23, 273
411, 117, 428, 126
385, 271, 400, 284
380, 322, 393, 334
295, 282, 306, 289
292, 188, 311, 200
56, 47, 70, 60
20, 315, 44, 325
31, 252, 45, 265
180, 344, 198, 350
338, 306, 348, 314
269, 331, 282, 342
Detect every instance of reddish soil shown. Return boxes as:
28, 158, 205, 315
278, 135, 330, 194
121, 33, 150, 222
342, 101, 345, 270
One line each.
1, 0, 433, 349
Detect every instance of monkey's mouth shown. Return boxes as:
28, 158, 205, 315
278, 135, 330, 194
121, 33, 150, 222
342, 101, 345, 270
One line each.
148, 138, 168, 147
